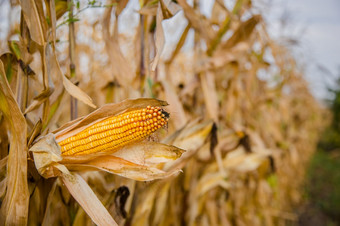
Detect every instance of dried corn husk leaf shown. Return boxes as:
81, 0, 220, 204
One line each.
65, 142, 184, 181
55, 0, 68, 19
131, 182, 160, 225
21, 0, 45, 45
0, 60, 29, 225
161, 80, 187, 129
24, 88, 54, 114
221, 148, 270, 172
153, 182, 171, 224
48, 0, 57, 45
162, 120, 215, 172
47, 46, 97, 109
164, 120, 215, 153
151, 2, 165, 71
195, 172, 230, 197
200, 71, 219, 122
29, 133, 63, 178
151, 0, 181, 71
139, 2, 158, 16
0, 157, 8, 199
30, 132, 184, 181
102, 7, 136, 88
177, 0, 215, 43
61, 171, 118, 226
219, 15, 261, 50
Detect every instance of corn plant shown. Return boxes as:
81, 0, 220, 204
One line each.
0, 0, 323, 225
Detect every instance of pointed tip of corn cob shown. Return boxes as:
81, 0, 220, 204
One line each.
58, 106, 169, 156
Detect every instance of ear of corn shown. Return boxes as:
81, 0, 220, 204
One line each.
58, 106, 169, 156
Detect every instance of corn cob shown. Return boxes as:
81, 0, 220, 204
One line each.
58, 106, 169, 156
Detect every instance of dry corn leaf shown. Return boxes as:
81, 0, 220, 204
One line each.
131, 182, 161, 225
0, 60, 29, 225
211, 0, 229, 25
195, 172, 230, 197
177, 0, 215, 43
115, 0, 129, 16
24, 88, 54, 114
46, 45, 96, 109
151, 2, 165, 71
21, 0, 45, 45
153, 182, 171, 224
139, 2, 158, 16
54, 0, 68, 19
47, 0, 57, 45
40, 180, 58, 226
222, 148, 269, 172
161, 80, 187, 129
65, 142, 184, 181
0, 157, 8, 199
61, 171, 118, 226
165, 23, 191, 65
163, 120, 215, 171
195, 52, 236, 72
219, 15, 261, 50
9, 40, 33, 65
200, 71, 219, 122
34, 0, 49, 39
102, 7, 136, 89
164, 120, 215, 152
151, 0, 181, 71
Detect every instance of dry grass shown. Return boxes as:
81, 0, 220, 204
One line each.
0, 0, 324, 225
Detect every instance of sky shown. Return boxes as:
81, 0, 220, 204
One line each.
197, 0, 340, 100
256, 0, 340, 100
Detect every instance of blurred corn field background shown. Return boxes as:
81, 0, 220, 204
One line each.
0, 0, 329, 225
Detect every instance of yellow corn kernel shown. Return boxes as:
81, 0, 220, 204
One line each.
58, 106, 169, 156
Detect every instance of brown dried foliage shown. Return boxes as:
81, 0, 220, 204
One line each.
0, 0, 323, 225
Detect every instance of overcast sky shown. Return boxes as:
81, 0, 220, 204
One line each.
257, 0, 340, 100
